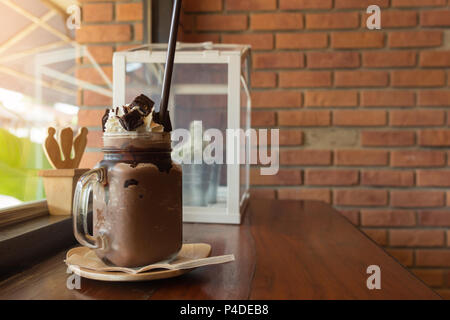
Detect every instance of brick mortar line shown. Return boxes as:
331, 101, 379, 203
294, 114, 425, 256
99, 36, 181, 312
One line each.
253, 67, 450, 72
185, 26, 449, 34
112, 0, 116, 21
319, 206, 448, 212
252, 107, 450, 111
253, 66, 450, 71
255, 185, 450, 191
81, 20, 142, 26
251, 87, 445, 92
192, 7, 449, 15
247, 47, 449, 53
445, 229, 448, 249
333, 197, 450, 204
275, 83, 449, 89
276, 170, 450, 174
251, 125, 450, 130
81, 0, 142, 8
82, 107, 450, 111
251, 179, 450, 187
277, 167, 448, 172
265, 166, 450, 170
84, 131, 450, 143
234, 87, 445, 92
274, 185, 450, 190
247, 47, 450, 52
185, 26, 448, 34
82, 20, 142, 25
257, 149, 438, 154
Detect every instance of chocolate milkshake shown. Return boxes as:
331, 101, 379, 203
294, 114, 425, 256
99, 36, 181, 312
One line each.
73, 95, 182, 268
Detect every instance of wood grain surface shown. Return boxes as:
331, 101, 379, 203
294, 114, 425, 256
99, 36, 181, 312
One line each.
0, 200, 440, 300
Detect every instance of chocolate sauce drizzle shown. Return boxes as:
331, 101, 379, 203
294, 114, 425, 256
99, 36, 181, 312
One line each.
102, 151, 173, 174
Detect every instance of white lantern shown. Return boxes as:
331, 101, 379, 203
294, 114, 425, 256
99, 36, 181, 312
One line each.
112, 42, 251, 224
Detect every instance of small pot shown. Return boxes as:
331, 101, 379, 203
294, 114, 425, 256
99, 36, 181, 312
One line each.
39, 169, 89, 216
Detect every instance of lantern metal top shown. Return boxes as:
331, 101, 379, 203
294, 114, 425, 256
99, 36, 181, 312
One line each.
120, 42, 250, 54
114, 42, 251, 64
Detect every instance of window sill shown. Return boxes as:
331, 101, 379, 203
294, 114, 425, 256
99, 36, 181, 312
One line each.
0, 213, 75, 279
0, 200, 49, 228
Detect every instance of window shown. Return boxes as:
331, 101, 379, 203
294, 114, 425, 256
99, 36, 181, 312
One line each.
0, 0, 108, 211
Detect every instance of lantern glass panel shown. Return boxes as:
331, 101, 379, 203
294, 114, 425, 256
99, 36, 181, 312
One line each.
114, 43, 251, 224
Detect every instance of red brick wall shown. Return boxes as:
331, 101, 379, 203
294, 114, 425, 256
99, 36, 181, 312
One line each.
76, 0, 144, 167
180, 0, 450, 297
75, 0, 450, 297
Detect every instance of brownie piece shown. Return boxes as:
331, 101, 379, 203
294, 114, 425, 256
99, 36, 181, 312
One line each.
130, 94, 155, 116
118, 109, 144, 131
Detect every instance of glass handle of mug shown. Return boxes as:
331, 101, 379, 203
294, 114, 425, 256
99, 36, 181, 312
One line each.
73, 167, 107, 249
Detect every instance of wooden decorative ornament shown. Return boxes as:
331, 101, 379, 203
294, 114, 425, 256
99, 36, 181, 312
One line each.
39, 127, 89, 216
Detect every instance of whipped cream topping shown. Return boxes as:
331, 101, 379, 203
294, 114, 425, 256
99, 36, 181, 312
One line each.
104, 105, 164, 134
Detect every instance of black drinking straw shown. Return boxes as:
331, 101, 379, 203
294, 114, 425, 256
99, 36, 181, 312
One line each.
157, 0, 182, 132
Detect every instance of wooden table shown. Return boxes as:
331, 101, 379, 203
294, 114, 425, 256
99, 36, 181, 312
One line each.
0, 200, 440, 300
